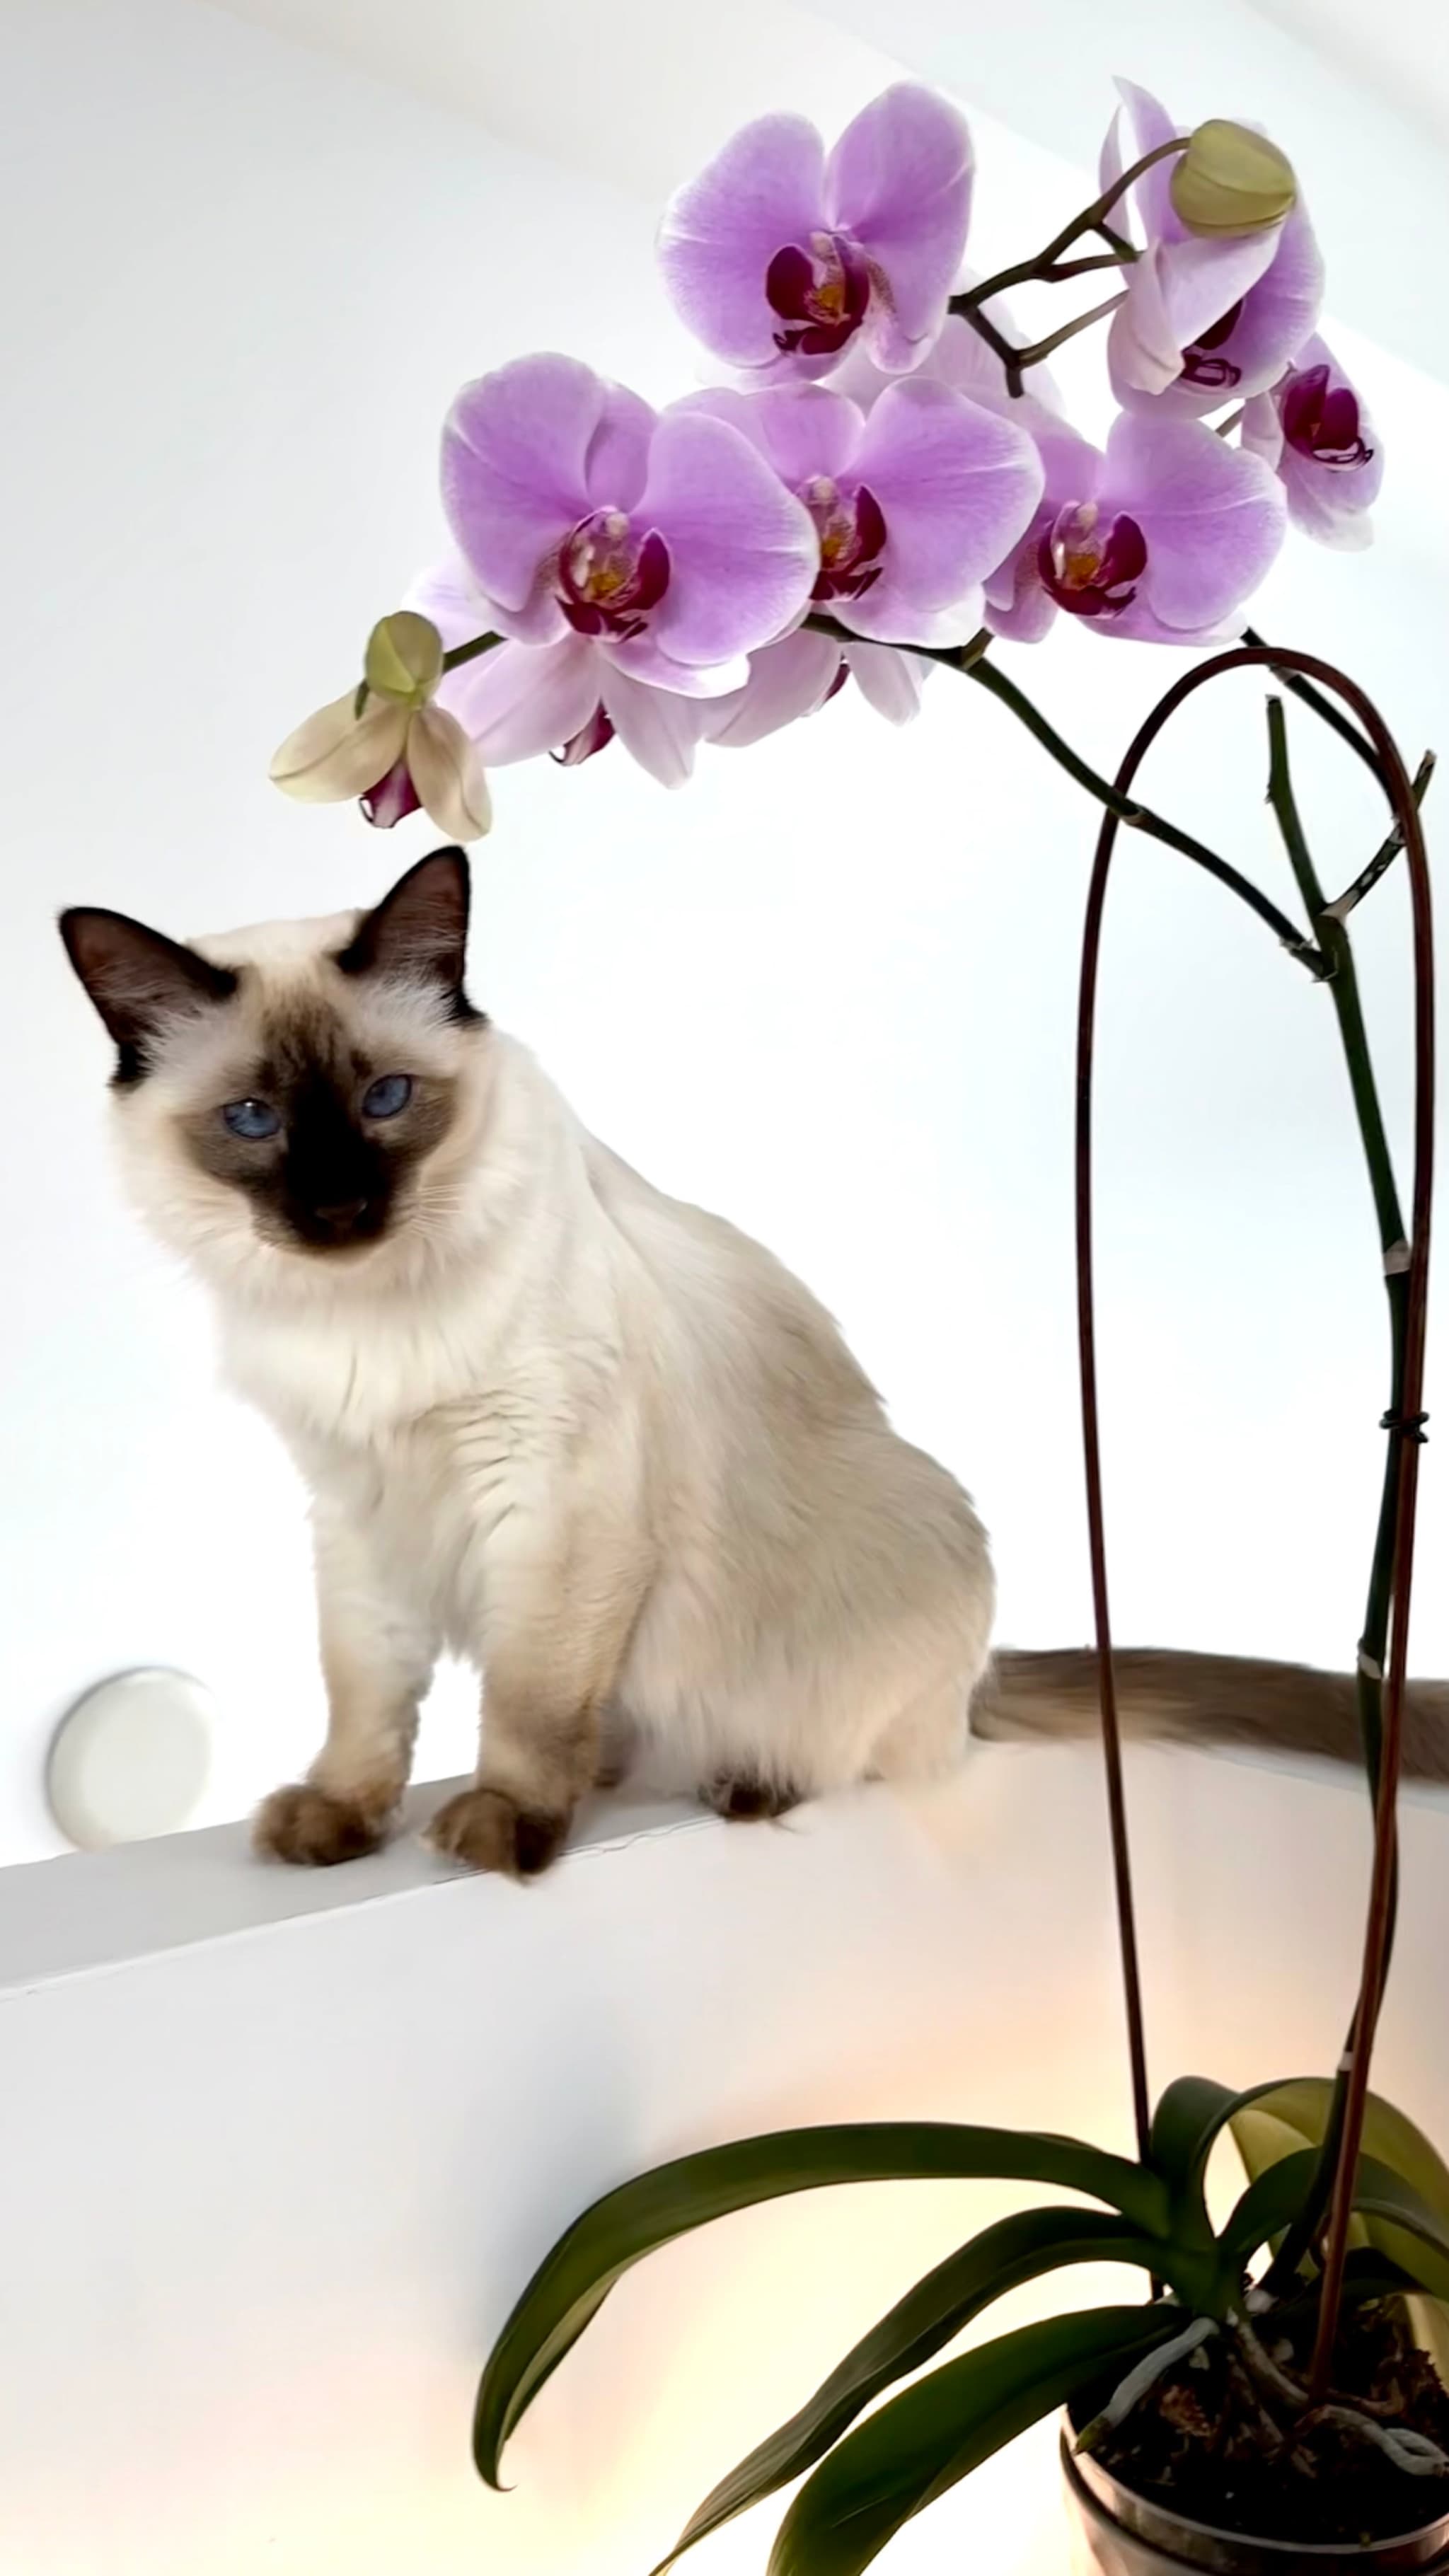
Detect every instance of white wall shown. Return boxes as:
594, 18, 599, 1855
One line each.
4, 0, 1448, 1863
4, 1748, 1449, 2576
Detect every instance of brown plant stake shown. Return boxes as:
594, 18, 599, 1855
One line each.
1074, 645, 1435, 2391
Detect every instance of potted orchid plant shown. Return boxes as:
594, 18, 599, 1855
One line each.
272, 70, 1445, 2576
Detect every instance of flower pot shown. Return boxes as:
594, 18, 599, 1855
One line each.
1063, 2422, 1449, 2574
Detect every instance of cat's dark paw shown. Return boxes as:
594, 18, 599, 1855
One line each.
703, 1774, 801, 1823
254, 1781, 387, 1867
427, 1785, 570, 1878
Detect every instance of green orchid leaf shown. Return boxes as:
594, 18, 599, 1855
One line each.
1229, 2081, 1449, 2372
1223, 2148, 1449, 2292
1150, 2074, 1315, 2241
653, 2208, 1172, 2571
767, 2306, 1178, 2576
475, 2122, 1170, 2483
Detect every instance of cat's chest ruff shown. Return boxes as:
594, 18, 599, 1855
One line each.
229, 1300, 492, 1452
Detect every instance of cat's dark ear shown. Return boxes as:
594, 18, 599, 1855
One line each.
335, 848, 480, 1020
59, 908, 238, 1084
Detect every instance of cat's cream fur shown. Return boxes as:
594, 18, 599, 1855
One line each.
70, 853, 993, 1872
62, 851, 1448, 1875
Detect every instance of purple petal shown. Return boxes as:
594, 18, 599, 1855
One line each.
849, 643, 928, 722
638, 408, 819, 667
1104, 411, 1286, 632
1114, 77, 1184, 244
1097, 104, 1126, 213
703, 629, 844, 749
1264, 335, 1382, 550
598, 669, 705, 786
983, 529, 1060, 643
850, 378, 1043, 614
826, 83, 973, 369
657, 112, 825, 368
582, 383, 657, 512
1240, 388, 1284, 474
442, 356, 654, 628
1193, 204, 1324, 407
843, 584, 985, 647
403, 555, 499, 657
1109, 233, 1278, 404
679, 383, 862, 485
601, 632, 749, 697
434, 634, 599, 765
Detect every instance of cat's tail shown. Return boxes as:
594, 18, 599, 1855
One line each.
972, 1647, 1449, 1783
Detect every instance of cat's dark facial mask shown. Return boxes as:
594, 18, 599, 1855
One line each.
60, 848, 486, 1264
178, 1000, 460, 1253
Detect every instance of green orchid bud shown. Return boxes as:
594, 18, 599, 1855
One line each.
1170, 120, 1297, 237
364, 611, 445, 707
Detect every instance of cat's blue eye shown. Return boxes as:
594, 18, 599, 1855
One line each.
221, 1098, 282, 1141
362, 1073, 412, 1120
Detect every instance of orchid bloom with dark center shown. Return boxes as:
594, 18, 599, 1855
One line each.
659, 85, 972, 381
556, 513, 671, 640
1240, 335, 1382, 550
1281, 364, 1373, 469
1179, 301, 1245, 391
804, 476, 887, 602
765, 233, 872, 359
1103, 79, 1322, 418
1039, 502, 1148, 619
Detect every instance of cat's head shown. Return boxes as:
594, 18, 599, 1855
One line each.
60, 848, 494, 1295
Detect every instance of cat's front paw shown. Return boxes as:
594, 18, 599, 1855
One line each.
254, 1781, 388, 1867
427, 1785, 570, 1878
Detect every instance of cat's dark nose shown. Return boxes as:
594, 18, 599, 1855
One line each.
312, 1196, 371, 1229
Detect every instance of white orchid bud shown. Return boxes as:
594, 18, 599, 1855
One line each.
269, 691, 408, 804
405, 703, 492, 841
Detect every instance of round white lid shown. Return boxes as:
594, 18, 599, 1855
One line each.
46, 1669, 216, 1851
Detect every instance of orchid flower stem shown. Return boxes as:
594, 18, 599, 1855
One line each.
802, 613, 1322, 966
949, 136, 1186, 391
1325, 753, 1435, 922
959, 137, 1182, 314
1243, 627, 1385, 787
966, 654, 1326, 970
441, 630, 503, 674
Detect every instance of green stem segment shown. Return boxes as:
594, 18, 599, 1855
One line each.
949, 138, 1187, 394
800, 615, 1326, 975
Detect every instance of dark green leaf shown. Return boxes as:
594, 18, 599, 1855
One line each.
475, 2123, 1170, 2483
1223, 2147, 1449, 2296
1229, 2081, 1449, 2372
654, 2210, 1171, 2570
768, 2306, 1177, 2576
1150, 2074, 1313, 2241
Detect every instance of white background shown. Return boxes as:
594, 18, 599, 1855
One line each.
4, 0, 1448, 1864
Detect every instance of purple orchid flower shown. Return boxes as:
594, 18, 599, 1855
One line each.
980, 409, 1286, 647
683, 376, 1042, 647
701, 627, 928, 749
405, 560, 709, 789
1104, 79, 1323, 416
441, 354, 819, 696
1242, 336, 1382, 551
657, 83, 972, 381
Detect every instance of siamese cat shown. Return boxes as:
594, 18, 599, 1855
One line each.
59, 850, 1448, 1876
